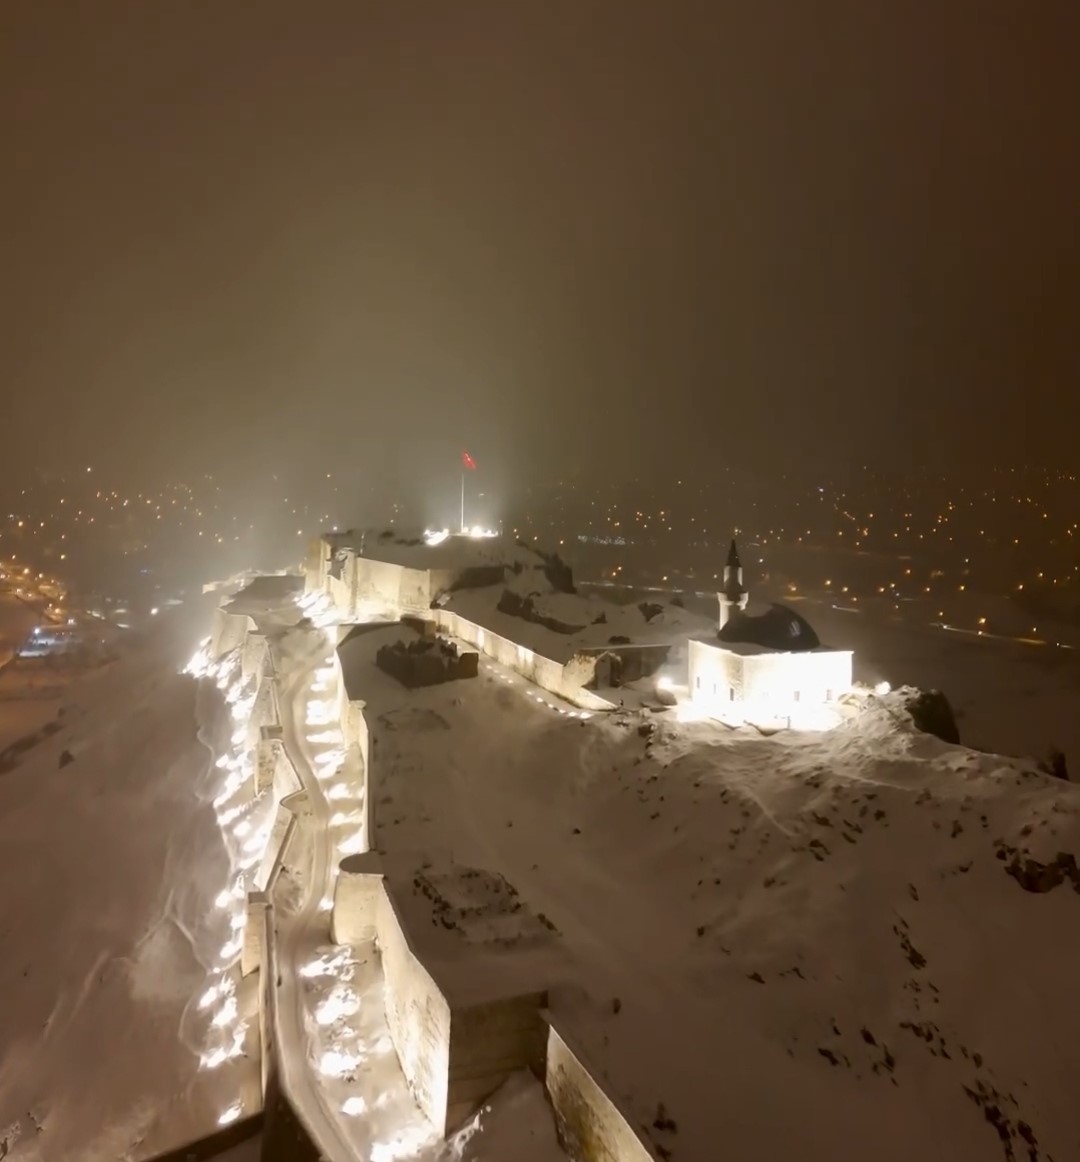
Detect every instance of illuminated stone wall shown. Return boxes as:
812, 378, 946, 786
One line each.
688, 638, 745, 702
331, 854, 384, 944
326, 571, 351, 619
349, 557, 433, 615
342, 697, 369, 775
376, 890, 454, 1131
445, 995, 547, 1131
689, 639, 853, 709
210, 609, 256, 659
303, 536, 329, 595
333, 858, 554, 1136
332, 858, 455, 1132
250, 673, 279, 735
743, 648, 852, 704
241, 632, 270, 682
545, 1022, 658, 1162
434, 610, 614, 712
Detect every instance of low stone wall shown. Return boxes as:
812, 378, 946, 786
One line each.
250, 671, 279, 732
342, 698, 369, 775
375, 637, 479, 689
545, 1020, 659, 1162
251, 800, 299, 896
242, 632, 271, 684
256, 725, 283, 794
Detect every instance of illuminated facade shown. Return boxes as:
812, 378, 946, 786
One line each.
688, 638, 852, 710
688, 539, 852, 720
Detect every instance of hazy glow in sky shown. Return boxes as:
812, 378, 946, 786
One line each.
3, 2, 1078, 488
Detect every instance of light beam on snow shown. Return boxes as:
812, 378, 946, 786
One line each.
212, 995, 239, 1028
369, 1124, 439, 1162
217, 1101, 243, 1126
319, 1049, 361, 1077
301, 951, 351, 978
314, 986, 360, 1026
337, 831, 364, 855
308, 729, 343, 744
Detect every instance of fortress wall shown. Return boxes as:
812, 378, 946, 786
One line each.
433, 609, 614, 712
211, 609, 257, 660
331, 858, 550, 1137
374, 887, 454, 1132
327, 572, 351, 619
545, 1019, 660, 1162
211, 575, 646, 1162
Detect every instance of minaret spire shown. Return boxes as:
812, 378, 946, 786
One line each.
718, 537, 749, 631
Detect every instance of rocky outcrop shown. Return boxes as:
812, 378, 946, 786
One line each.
535, 549, 576, 595
998, 847, 1080, 894
1038, 748, 1070, 782
496, 589, 584, 635
904, 689, 960, 745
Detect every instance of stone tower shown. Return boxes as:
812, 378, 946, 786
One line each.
718, 538, 749, 631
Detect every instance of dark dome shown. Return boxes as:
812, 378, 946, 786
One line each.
718, 603, 821, 651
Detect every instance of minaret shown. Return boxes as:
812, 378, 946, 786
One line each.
718, 538, 749, 631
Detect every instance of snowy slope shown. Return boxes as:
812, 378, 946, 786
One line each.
0, 619, 258, 1161
801, 597, 1080, 765
340, 624, 1080, 1162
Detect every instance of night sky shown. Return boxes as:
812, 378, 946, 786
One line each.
3, 3, 1078, 495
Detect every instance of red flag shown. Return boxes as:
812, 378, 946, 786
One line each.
462, 450, 477, 470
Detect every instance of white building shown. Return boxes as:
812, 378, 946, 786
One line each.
688, 540, 852, 721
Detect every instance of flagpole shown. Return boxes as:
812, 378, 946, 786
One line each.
460, 470, 465, 533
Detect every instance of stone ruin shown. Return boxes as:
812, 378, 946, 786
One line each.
376, 635, 479, 689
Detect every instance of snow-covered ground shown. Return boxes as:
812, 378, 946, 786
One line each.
340, 622, 1080, 1162
803, 597, 1080, 764
0, 614, 261, 1161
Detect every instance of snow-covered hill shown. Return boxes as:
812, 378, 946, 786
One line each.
340, 619, 1080, 1162
4, 589, 1079, 1162
0, 619, 257, 1161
